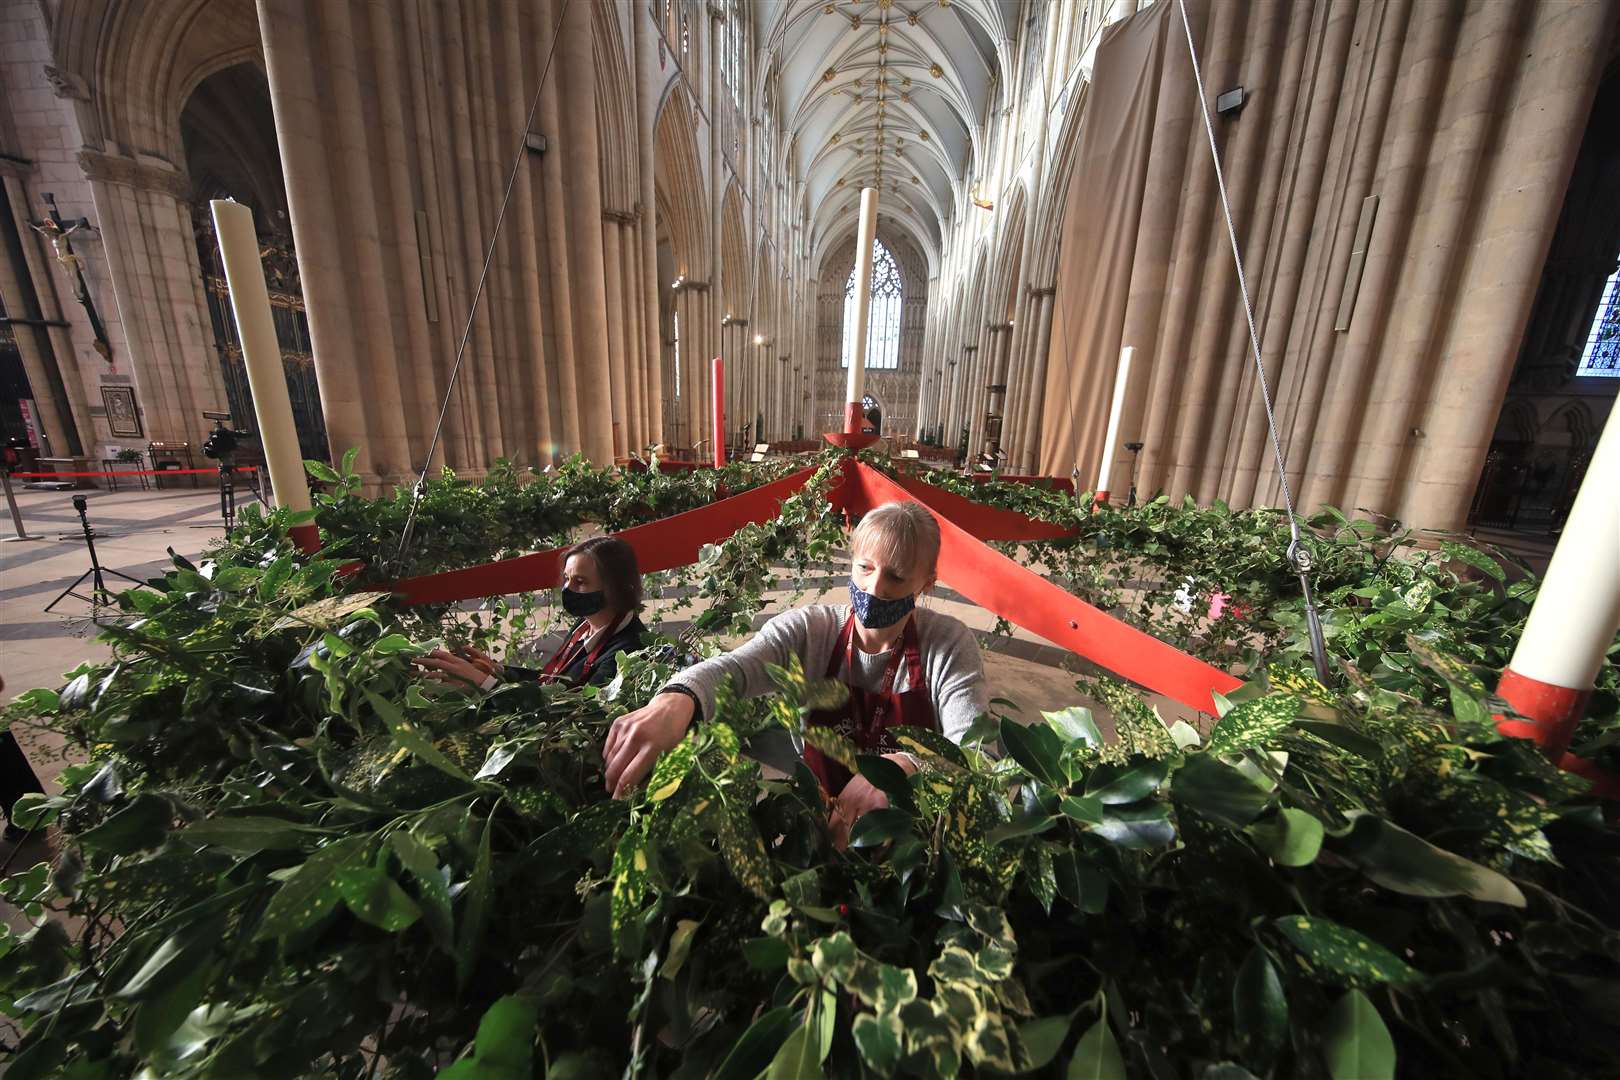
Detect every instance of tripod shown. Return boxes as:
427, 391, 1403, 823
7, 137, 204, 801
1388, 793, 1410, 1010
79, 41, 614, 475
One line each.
44, 496, 144, 619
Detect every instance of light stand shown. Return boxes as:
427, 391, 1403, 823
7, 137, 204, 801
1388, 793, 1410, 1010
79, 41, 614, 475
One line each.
44, 495, 144, 619
1125, 441, 1144, 507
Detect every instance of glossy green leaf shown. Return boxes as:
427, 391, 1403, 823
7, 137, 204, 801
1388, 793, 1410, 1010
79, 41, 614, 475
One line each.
1085, 759, 1170, 805
1233, 947, 1287, 1063
76, 793, 171, 855
713, 1007, 798, 1080
1067, 1013, 1126, 1080
1044, 706, 1104, 748
1060, 795, 1104, 825
1246, 808, 1324, 867
390, 831, 454, 950
1332, 812, 1526, 906
1173, 754, 1271, 828
1092, 802, 1176, 850
849, 807, 914, 848
362, 688, 474, 783
1018, 1014, 1072, 1070
334, 866, 422, 931
456, 813, 494, 989
177, 815, 322, 856
767, 1022, 827, 1080
1001, 716, 1067, 788
1321, 989, 1395, 1080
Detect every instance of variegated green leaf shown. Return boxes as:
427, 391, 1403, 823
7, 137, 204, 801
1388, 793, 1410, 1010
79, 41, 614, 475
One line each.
1205, 694, 1301, 755
1273, 915, 1419, 987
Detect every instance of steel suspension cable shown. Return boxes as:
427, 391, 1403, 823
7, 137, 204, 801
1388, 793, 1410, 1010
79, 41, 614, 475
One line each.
394, 0, 573, 572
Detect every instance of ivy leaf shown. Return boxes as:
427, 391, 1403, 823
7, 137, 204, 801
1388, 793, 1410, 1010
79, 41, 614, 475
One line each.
1205, 694, 1300, 755
1246, 808, 1325, 867
1321, 989, 1396, 1080
1067, 1012, 1127, 1080
852, 1013, 903, 1075
254, 835, 371, 941
1273, 916, 1419, 987
1173, 754, 1271, 829
1085, 759, 1170, 805
1233, 947, 1287, 1063
1001, 716, 1067, 788
334, 866, 422, 932
1331, 812, 1526, 907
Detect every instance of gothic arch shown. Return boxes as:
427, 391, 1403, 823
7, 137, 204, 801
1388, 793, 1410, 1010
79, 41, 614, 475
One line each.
653, 83, 709, 274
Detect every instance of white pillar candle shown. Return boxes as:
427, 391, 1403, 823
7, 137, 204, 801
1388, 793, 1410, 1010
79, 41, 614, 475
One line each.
211, 200, 318, 552
845, 188, 879, 430
1095, 346, 1133, 498
1506, 401, 1620, 693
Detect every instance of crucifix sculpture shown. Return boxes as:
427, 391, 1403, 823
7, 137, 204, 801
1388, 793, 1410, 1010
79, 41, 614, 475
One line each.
28, 193, 113, 363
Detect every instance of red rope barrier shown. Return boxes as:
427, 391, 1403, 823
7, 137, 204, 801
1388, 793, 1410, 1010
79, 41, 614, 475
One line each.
9, 467, 259, 478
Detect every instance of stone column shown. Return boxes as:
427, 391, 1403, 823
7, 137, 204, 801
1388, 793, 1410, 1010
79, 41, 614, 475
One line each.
78, 149, 227, 449
0, 173, 93, 456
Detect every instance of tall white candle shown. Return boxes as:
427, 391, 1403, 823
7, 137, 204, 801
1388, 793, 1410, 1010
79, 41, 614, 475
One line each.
1507, 401, 1620, 692
845, 188, 879, 429
211, 200, 318, 551
1095, 346, 1133, 498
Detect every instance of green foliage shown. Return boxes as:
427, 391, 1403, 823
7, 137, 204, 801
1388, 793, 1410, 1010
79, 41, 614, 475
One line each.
0, 448, 1615, 1079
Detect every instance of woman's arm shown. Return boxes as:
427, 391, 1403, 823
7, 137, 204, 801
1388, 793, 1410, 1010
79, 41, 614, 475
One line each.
924, 616, 990, 746
661, 607, 822, 724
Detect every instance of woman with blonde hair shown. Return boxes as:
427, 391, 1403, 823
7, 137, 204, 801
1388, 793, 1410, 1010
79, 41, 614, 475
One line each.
602, 501, 987, 847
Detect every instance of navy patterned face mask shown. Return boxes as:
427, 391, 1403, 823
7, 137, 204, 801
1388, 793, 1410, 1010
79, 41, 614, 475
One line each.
561, 587, 607, 618
848, 579, 916, 629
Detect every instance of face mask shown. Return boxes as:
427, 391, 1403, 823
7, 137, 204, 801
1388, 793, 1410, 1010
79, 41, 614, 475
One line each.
561, 587, 607, 618
849, 578, 916, 630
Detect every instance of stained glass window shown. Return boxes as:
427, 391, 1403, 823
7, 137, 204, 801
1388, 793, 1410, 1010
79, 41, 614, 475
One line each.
841, 240, 902, 370
1576, 262, 1620, 378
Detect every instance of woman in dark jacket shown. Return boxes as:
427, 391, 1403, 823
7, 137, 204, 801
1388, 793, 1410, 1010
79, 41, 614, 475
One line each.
415, 536, 648, 690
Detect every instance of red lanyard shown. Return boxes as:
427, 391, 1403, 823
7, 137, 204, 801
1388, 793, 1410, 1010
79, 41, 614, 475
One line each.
541, 616, 622, 681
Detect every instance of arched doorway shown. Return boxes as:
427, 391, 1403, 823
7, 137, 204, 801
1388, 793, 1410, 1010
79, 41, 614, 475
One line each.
182, 63, 329, 463
1470, 63, 1620, 537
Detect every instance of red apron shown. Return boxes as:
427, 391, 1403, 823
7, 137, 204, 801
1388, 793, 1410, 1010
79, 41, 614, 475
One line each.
539, 617, 619, 686
802, 613, 939, 794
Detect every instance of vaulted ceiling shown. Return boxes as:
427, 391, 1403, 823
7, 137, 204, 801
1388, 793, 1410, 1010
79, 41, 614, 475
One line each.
757, 0, 1018, 273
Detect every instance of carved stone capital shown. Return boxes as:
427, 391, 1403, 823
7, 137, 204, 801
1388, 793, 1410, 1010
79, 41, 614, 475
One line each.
707, 2, 726, 21
1026, 284, 1056, 297
44, 66, 90, 101
77, 149, 189, 199
602, 208, 639, 225
963, 344, 978, 353
987, 321, 1012, 332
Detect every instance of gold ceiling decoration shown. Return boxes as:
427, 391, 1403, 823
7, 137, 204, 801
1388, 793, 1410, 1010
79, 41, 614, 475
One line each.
822, 67, 836, 81
850, 14, 861, 29
910, 175, 920, 183
823, 2, 835, 12
877, 0, 892, 8
830, 133, 841, 143
919, 130, 929, 141
929, 63, 943, 78
900, 92, 910, 104
907, 12, 919, 26
901, 76, 912, 88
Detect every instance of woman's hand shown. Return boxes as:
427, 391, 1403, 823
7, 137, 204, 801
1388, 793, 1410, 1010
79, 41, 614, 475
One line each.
827, 754, 917, 850
602, 691, 696, 799
454, 644, 500, 678
411, 648, 490, 690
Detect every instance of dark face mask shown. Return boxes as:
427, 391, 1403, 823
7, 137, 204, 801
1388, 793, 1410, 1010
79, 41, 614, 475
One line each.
848, 578, 916, 630
561, 587, 607, 618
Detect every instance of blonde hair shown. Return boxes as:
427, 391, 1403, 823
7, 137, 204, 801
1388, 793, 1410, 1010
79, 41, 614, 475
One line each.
850, 501, 941, 581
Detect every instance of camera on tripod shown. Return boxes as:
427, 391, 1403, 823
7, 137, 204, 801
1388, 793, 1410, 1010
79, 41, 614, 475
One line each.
202, 416, 251, 462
